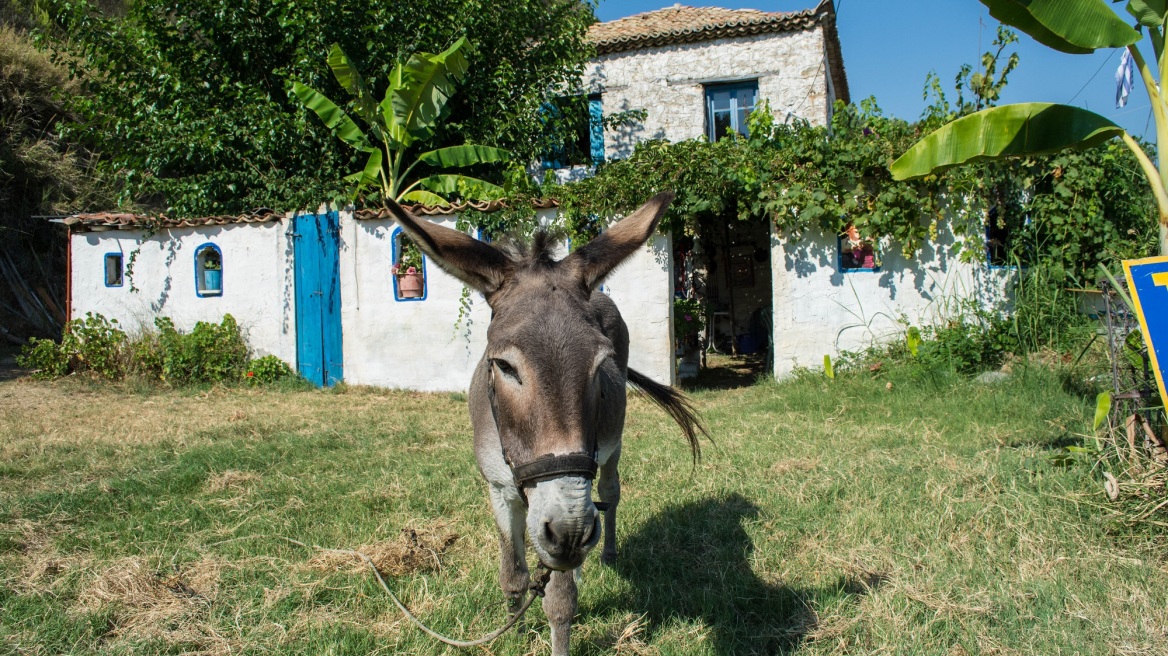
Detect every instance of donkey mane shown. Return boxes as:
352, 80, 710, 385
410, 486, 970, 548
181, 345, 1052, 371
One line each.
493, 230, 561, 269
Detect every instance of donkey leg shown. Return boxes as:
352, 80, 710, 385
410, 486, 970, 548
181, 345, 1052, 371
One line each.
598, 446, 621, 565
544, 568, 578, 656
488, 485, 529, 627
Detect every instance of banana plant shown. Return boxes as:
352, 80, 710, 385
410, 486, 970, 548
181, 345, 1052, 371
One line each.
292, 38, 509, 205
890, 0, 1168, 255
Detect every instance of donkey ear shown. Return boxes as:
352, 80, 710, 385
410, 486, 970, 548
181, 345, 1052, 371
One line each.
381, 199, 511, 293
564, 192, 675, 289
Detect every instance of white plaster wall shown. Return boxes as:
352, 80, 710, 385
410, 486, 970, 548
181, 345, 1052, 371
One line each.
588, 26, 831, 159
338, 212, 494, 392
600, 233, 675, 385
70, 210, 675, 391
337, 209, 675, 391
770, 224, 1015, 378
69, 220, 298, 364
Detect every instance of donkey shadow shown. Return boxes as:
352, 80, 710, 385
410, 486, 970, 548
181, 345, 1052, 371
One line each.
583, 493, 880, 655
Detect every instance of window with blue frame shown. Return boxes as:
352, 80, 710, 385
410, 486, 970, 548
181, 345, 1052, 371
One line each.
195, 243, 222, 296
839, 225, 879, 272
104, 253, 123, 287
391, 228, 427, 301
540, 94, 604, 169
705, 81, 758, 141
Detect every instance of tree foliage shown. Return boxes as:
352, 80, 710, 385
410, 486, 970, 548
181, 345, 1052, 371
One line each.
49, 0, 596, 216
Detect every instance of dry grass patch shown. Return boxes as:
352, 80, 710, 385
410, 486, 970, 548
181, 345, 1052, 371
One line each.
72, 556, 228, 651
306, 525, 460, 578
203, 469, 261, 493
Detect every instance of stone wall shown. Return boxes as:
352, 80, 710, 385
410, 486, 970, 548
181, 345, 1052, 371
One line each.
587, 25, 833, 159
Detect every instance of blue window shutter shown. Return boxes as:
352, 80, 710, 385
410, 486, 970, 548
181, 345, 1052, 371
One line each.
589, 96, 605, 165
540, 101, 564, 170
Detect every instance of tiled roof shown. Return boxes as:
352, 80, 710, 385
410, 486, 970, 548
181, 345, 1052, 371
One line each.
60, 209, 284, 231
354, 198, 559, 220
59, 200, 560, 231
588, 1, 849, 103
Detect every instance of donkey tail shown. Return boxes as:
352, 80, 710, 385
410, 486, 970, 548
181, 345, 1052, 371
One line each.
626, 368, 708, 462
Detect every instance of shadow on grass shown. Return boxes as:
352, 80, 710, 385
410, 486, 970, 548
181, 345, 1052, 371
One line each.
681, 353, 769, 392
585, 493, 880, 655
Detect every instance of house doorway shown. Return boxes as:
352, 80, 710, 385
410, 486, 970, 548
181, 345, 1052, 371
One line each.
292, 211, 343, 387
675, 215, 773, 388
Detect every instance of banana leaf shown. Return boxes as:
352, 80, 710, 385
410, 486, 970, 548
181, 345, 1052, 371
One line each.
292, 82, 375, 153
327, 45, 381, 130
381, 63, 409, 148
390, 37, 470, 143
416, 173, 504, 200
400, 189, 449, 205
417, 145, 510, 168
890, 102, 1125, 180
342, 149, 383, 201
1127, 0, 1167, 26
981, 0, 1140, 53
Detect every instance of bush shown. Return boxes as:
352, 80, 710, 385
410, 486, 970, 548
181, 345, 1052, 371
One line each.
17, 336, 70, 379
17, 312, 128, 379
916, 312, 1017, 375
151, 315, 249, 385
246, 354, 296, 385
16, 312, 298, 387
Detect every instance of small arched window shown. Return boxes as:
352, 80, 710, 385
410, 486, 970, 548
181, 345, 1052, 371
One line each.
391, 228, 427, 301
195, 243, 223, 296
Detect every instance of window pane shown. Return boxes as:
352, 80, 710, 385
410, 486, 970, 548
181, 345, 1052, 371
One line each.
105, 254, 122, 287
712, 110, 732, 141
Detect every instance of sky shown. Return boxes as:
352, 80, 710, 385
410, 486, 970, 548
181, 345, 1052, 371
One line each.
594, 0, 1159, 141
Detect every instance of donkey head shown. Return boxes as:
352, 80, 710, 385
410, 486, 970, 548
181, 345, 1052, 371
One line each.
383, 193, 674, 570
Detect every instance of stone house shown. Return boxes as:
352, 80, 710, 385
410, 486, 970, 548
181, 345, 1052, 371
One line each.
548, 2, 1010, 377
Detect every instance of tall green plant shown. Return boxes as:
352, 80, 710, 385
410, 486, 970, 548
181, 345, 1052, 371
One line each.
891, 0, 1168, 255
292, 39, 509, 205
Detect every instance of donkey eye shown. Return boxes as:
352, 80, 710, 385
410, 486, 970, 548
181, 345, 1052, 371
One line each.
492, 359, 521, 384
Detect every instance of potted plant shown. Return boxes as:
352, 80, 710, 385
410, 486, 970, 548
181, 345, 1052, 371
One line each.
202, 250, 222, 292
393, 236, 425, 298
842, 224, 876, 269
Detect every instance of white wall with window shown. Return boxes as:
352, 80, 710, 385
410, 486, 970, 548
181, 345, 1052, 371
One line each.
69, 208, 678, 391
339, 209, 676, 391
70, 221, 298, 364
769, 220, 1016, 379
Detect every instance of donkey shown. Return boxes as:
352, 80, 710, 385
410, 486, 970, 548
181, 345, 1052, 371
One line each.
383, 193, 703, 655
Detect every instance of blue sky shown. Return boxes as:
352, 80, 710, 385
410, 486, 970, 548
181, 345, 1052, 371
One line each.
595, 0, 1158, 140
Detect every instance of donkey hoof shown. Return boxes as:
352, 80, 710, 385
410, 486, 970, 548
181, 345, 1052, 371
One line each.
601, 549, 617, 566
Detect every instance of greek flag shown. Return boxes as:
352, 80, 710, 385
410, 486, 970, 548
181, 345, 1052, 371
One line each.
1116, 48, 1134, 109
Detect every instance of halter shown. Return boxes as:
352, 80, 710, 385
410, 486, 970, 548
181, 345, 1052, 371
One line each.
486, 366, 607, 509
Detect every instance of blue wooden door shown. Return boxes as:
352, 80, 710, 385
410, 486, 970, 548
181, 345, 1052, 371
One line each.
293, 212, 343, 386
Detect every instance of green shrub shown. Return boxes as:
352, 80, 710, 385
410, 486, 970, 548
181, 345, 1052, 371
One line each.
17, 312, 262, 386
154, 315, 249, 385
16, 336, 70, 379
246, 355, 295, 385
916, 314, 1016, 375
17, 312, 128, 380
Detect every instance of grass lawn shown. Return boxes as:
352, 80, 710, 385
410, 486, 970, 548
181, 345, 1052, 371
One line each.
1, 362, 1166, 655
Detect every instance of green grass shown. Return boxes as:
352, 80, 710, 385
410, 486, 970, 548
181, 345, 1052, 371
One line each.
1, 363, 1165, 655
